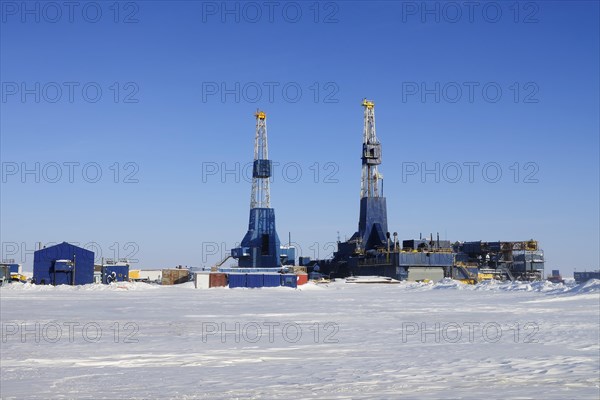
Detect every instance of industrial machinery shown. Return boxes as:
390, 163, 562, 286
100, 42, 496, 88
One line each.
308, 99, 545, 282
315, 99, 406, 279
231, 111, 281, 268
354, 98, 388, 251
453, 240, 544, 281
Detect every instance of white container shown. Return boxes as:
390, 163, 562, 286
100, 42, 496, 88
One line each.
194, 273, 210, 289
138, 270, 162, 282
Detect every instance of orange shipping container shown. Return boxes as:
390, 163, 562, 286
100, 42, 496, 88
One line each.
296, 273, 308, 286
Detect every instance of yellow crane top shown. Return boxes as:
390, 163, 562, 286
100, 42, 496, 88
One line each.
362, 98, 375, 109
255, 110, 266, 120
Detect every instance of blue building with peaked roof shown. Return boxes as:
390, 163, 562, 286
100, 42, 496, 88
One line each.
33, 242, 94, 285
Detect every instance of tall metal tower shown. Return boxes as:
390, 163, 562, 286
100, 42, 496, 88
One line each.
360, 99, 383, 198
250, 111, 270, 209
355, 99, 388, 251
231, 110, 281, 268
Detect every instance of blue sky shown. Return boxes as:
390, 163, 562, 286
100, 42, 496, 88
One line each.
1, 1, 598, 276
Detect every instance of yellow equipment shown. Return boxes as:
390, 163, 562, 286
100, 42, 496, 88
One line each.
10, 273, 28, 283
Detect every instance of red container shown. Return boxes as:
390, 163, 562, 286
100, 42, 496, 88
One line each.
296, 273, 308, 286
209, 273, 228, 288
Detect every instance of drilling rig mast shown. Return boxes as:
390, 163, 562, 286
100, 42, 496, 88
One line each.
355, 99, 388, 252
360, 99, 383, 199
231, 110, 281, 268
251, 111, 270, 209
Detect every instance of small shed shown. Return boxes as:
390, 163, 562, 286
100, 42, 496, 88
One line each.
102, 263, 130, 284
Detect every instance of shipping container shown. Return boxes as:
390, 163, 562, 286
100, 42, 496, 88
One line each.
161, 269, 190, 285
296, 273, 308, 285
263, 273, 281, 287
246, 273, 264, 288
281, 274, 297, 288
209, 273, 228, 288
102, 264, 129, 284
129, 269, 141, 280
138, 270, 162, 282
194, 273, 210, 289
229, 273, 247, 288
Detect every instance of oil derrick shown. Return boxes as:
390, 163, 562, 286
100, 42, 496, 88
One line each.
353, 99, 388, 252
231, 111, 281, 268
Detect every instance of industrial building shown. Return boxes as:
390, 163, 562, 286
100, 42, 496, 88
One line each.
33, 242, 95, 285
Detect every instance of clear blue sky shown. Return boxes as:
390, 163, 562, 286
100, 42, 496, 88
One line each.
1, 1, 598, 276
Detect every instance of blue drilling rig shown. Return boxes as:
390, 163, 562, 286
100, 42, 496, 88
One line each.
305, 99, 544, 282
352, 99, 389, 252
231, 111, 281, 268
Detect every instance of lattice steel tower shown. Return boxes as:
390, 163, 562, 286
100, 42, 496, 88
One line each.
231, 110, 281, 268
360, 99, 383, 198
251, 111, 271, 209
354, 99, 388, 251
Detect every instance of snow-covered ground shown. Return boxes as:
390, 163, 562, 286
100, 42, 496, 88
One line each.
1, 279, 599, 399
